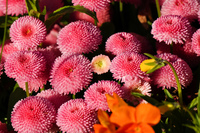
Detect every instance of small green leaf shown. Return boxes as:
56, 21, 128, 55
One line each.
0, 16, 18, 27
131, 92, 161, 106
197, 88, 200, 117
188, 97, 198, 109
45, 5, 97, 30
25, 0, 38, 15
146, 63, 164, 74
164, 89, 175, 102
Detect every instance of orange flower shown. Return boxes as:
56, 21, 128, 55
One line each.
105, 92, 128, 113
110, 103, 161, 133
93, 109, 116, 133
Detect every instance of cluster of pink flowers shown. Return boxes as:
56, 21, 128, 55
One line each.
1, 0, 200, 132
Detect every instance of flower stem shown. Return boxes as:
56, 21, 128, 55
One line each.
0, 0, 8, 63
155, 0, 161, 17
170, 42, 173, 54
119, 0, 125, 30
164, 60, 183, 107
25, 82, 30, 97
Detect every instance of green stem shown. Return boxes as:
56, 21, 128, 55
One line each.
155, 0, 161, 17
25, 82, 29, 97
119, 1, 125, 30
0, 0, 8, 63
72, 94, 75, 99
164, 60, 183, 107
170, 42, 173, 54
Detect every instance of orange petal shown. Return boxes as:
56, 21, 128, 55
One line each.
93, 124, 114, 133
116, 123, 155, 133
106, 92, 128, 113
110, 106, 136, 127
135, 103, 161, 125
97, 109, 116, 131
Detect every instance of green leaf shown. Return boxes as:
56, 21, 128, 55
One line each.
188, 97, 198, 109
146, 63, 165, 74
25, 0, 38, 15
183, 124, 198, 133
131, 92, 161, 106
197, 88, 200, 117
0, 16, 18, 27
45, 5, 97, 30
164, 89, 175, 102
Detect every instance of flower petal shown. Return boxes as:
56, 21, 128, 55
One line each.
136, 103, 161, 125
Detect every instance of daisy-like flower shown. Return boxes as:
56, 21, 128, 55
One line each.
121, 76, 151, 105
0, 40, 19, 63
91, 54, 111, 75
192, 29, 200, 56
105, 32, 142, 56
0, 0, 27, 16
156, 40, 200, 68
72, 0, 111, 12
4, 51, 47, 92
10, 16, 47, 50
50, 54, 93, 95
161, 0, 200, 22
110, 52, 149, 82
36, 89, 71, 111
57, 20, 102, 56
84, 80, 123, 111
151, 53, 193, 89
11, 96, 56, 133
151, 15, 192, 45
57, 99, 98, 133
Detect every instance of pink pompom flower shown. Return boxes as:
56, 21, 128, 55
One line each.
72, 0, 111, 12
150, 53, 193, 89
36, 89, 71, 111
105, 32, 142, 55
50, 54, 93, 95
84, 80, 123, 111
57, 99, 98, 133
57, 20, 102, 56
161, 0, 200, 22
151, 15, 192, 45
110, 52, 149, 82
121, 76, 151, 105
11, 96, 56, 133
91, 54, 111, 75
0, 0, 27, 16
10, 16, 46, 50
4, 51, 47, 93
192, 29, 200, 56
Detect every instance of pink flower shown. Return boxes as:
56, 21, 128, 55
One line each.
105, 32, 142, 55
151, 15, 192, 44
72, 0, 111, 12
156, 40, 200, 68
4, 51, 47, 93
36, 89, 71, 110
56, 99, 98, 133
0, 0, 27, 16
10, 16, 46, 50
84, 80, 123, 111
11, 96, 56, 133
42, 24, 61, 47
50, 54, 93, 95
91, 54, 111, 75
192, 29, 200, 56
0, 40, 19, 63
161, 0, 200, 22
151, 53, 193, 89
57, 21, 102, 56
0, 63, 3, 79
121, 76, 152, 105
110, 52, 149, 82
